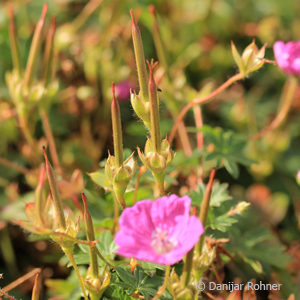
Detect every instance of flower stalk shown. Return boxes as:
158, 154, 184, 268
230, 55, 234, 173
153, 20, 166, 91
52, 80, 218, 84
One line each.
196, 169, 216, 255
168, 73, 244, 144
63, 248, 89, 300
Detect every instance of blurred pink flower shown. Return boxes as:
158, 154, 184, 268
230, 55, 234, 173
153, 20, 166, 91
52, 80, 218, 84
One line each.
273, 41, 300, 76
297, 170, 300, 185
115, 194, 204, 265
115, 81, 136, 102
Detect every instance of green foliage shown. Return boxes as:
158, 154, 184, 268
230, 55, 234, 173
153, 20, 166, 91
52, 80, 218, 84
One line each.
190, 182, 232, 207
113, 266, 165, 299
202, 126, 253, 178
227, 224, 291, 274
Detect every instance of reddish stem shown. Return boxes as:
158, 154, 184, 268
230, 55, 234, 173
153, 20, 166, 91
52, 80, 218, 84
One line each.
168, 73, 244, 144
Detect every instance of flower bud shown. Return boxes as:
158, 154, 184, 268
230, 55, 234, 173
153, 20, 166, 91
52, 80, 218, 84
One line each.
51, 217, 79, 251
85, 269, 110, 300
231, 40, 266, 77
137, 138, 173, 194
194, 241, 216, 278
104, 153, 136, 208
130, 91, 151, 129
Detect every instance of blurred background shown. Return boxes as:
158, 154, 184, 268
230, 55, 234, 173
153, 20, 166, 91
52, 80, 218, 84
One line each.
0, 0, 299, 299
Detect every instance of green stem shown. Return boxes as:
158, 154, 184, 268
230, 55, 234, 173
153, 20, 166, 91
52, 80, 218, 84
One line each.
112, 192, 119, 234
81, 193, 99, 278
72, 0, 103, 32
19, 114, 35, 147
152, 265, 171, 300
250, 76, 298, 140
95, 247, 115, 269
63, 248, 88, 300
181, 248, 194, 288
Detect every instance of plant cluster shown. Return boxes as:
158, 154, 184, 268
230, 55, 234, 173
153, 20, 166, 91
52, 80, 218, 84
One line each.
0, 1, 299, 300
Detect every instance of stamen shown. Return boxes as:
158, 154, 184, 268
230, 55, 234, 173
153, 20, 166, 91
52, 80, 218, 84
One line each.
151, 228, 176, 254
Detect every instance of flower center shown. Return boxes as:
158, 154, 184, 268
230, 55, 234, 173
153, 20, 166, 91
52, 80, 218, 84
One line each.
151, 228, 176, 254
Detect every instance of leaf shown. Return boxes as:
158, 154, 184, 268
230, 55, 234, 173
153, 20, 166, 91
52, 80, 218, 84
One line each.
201, 126, 253, 178
89, 170, 111, 189
224, 158, 239, 179
190, 182, 232, 207
138, 261, 166, 275
209, 214, 238, 232
96, 230, 118, 261
115, 266, 163, 299
115, 267, 137, 288
226, 225, 291, 274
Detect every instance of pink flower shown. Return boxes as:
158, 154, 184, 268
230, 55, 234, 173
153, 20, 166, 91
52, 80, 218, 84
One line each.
115, 194, 204, 265
273, 41, 300, 76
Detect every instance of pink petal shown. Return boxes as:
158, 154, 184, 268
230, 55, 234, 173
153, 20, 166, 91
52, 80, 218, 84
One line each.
150, 194, 191, 229
273, 41, 290, 73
